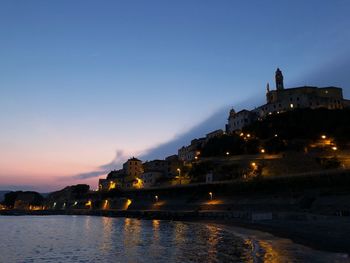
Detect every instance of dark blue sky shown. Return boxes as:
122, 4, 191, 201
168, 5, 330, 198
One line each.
1, 1, 350, 191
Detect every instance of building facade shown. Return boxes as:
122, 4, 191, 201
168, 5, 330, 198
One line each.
99, 157, 143, 191
227, 68, 347, 133
206, 129, 224, 141
140, 171, 162, 188
226, 109, 257, 133
123, 157, 143, 179
178, 138, 205, 162
143, 155, 182, 178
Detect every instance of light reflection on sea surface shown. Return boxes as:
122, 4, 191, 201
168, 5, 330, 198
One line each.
0, 216, 348, 263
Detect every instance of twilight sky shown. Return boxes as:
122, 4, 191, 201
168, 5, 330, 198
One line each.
1, 1, 350, 192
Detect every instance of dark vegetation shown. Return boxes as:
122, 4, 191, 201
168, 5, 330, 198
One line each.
200, 108, 350, 157
244, 108, 350, 143
316, 157, 341, 169
0, 191, 10, 202
70, 184, 90, 197
1, 191, 44, 208
189, 161, 244, 182
46, 184, 90, 201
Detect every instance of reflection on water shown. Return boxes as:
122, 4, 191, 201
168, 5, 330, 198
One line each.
100, 216, 112, 253
0, 216, 347, 263
206, 225, 220, 262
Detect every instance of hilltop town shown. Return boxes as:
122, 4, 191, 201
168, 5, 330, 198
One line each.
94, 68, 350, 191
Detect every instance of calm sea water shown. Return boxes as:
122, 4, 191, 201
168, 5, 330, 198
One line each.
0, 216, 348, 263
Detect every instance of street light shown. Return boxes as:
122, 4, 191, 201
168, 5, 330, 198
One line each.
226, 151, 230, 156
260, 149, 265, 153
155, 195, 159, 202
176, 168, 181, 176
321, 135, 327, 139
209, 192, 213, 200
177, 168, 182, 184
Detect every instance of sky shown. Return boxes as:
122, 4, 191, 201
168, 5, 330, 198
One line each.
1, 1, 350, 192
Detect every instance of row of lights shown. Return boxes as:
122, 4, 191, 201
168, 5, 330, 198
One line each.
81, 198, 133, 210
52, 193, 219, 210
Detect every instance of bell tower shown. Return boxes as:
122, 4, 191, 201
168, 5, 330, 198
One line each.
275, 68, 284, 90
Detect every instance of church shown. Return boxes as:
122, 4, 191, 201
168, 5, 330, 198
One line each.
226, 68, 349, 133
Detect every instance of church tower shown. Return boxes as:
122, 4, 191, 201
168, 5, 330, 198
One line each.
275, 68, 284, 90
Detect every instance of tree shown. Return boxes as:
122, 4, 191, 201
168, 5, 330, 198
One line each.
2, 191, 18, 208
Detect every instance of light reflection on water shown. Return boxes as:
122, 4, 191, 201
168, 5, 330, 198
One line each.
0, 216, 347, 263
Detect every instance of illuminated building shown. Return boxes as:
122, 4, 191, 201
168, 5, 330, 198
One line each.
140, 172, 162, 188
226, 68, 350, 133
178, 138, 205, 162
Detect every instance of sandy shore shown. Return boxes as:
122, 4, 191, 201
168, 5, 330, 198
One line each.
190, 217, 350, 255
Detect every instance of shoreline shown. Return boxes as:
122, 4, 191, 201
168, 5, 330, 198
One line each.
1, 209, 350, 255
189, 218, 350, 256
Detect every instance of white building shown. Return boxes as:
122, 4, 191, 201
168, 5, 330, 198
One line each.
178, 138, 205, 162
140, 172, 162, 188
226, 109, 257, 133
226, 68, 348, 133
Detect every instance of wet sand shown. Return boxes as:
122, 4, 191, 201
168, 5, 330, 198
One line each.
194, 218, 350, 255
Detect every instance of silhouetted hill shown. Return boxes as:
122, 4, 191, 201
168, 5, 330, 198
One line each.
0, 191, 10, 202
200, 108, 350, 157
244, 108, 350, 141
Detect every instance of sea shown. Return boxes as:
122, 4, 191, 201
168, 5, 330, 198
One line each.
0, 216, 348, 263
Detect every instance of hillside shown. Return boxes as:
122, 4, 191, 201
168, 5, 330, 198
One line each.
0, 191, 10, 202
244, 108, 350, 141
201, 108, 350, 158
